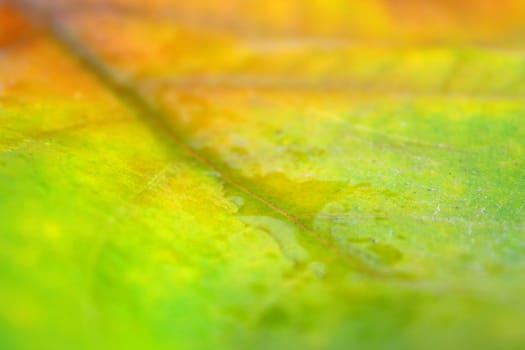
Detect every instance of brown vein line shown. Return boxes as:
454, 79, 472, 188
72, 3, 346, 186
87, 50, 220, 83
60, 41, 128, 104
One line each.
16, 1, 395, 278
0, 116, 131, 155
143, 77, 525, 100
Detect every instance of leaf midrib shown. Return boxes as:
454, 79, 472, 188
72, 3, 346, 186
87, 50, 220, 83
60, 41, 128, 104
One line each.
16, 0, 401, 278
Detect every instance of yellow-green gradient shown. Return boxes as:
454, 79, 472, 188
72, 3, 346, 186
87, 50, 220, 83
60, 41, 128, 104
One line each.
1, 2, 525, 349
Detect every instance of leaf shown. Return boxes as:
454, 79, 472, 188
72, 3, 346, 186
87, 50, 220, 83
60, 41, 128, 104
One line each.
1, 1, 525, 349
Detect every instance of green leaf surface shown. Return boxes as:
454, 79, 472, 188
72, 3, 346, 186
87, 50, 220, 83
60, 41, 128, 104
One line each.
1, 1, 525, 349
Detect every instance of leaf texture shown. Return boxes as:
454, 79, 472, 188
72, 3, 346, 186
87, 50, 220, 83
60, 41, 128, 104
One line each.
1, 1, 525, 349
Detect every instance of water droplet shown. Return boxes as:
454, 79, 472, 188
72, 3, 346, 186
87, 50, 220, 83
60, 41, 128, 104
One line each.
227, 196, 245, 211
242, 172, 348, 217
367, 243, 403, 266
240, 216, 309, 263
308, 261, 326, 278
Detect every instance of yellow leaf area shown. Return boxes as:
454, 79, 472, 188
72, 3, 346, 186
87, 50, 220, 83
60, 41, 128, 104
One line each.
1, 1, 525, 349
